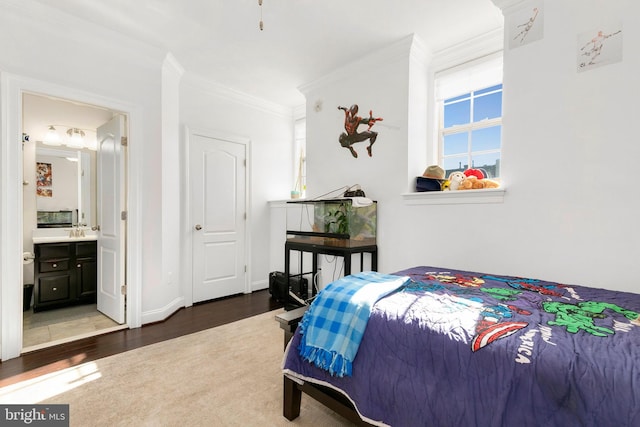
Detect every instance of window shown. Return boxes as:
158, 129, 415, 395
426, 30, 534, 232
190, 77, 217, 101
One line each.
435, 55, 503, 180
293, 118, 306, 198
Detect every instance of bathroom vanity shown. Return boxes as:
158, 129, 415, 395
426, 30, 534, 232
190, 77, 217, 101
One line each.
32, 232, 97, 312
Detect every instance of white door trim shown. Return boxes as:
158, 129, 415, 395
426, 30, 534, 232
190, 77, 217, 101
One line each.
0, 72, 142, 360
182, 126, 252, 307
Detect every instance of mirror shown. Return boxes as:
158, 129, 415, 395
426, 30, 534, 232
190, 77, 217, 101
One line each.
23, 92, 111, 231
35, 145, 95, 228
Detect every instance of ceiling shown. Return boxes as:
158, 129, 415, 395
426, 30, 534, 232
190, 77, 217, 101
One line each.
33, 0, 503, 108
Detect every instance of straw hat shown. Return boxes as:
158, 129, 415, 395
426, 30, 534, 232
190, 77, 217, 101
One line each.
422, 165, 445, 179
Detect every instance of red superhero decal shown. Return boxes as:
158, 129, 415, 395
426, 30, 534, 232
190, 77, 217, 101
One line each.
338, 104, 383, 158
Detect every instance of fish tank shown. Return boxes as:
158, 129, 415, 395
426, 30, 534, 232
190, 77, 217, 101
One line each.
286, 199, 377, 248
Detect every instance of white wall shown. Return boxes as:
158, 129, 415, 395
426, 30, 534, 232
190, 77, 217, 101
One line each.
0, 0, 295, 346
304, 1, 640, 293
302, 36, 421, 279
180, 76, 295, 291
302, 35, 436, 284
491, 0, 640, 290
0, 0, 163, 333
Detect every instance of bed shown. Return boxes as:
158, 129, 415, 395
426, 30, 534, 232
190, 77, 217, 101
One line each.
279, 266, 640, 427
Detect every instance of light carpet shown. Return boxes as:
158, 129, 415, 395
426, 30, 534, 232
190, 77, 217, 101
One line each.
1, 309, 354, 426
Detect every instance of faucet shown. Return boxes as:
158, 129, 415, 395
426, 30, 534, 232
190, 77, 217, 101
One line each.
69, 225, 85, 238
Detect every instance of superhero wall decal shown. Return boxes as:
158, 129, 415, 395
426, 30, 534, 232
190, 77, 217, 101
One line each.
337, 104, 383, 158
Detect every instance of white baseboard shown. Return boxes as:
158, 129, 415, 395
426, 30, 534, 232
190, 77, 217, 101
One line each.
141, 296, 185, 325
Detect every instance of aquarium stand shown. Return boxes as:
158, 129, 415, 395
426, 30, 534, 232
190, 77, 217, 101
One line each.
284, 239, 378, 299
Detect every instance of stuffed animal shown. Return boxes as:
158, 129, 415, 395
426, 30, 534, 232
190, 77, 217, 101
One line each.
458, 175, 477, 190
458, 175, 500, 190
447, 171, 466, 191
482, 179, 500, 189
464, 168, 485, 180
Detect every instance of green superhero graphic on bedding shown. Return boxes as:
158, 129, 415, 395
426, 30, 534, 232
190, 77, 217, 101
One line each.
542, 301, 639, 337
481, 287, 522, 301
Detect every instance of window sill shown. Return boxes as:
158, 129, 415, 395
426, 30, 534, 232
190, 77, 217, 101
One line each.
401, 188, 505, 205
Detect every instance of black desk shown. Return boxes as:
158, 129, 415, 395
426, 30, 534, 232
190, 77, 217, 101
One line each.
284, 240, 378, 298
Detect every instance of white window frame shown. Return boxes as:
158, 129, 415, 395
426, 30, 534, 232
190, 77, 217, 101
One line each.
292, 117, 306, 198
402, 48, 506, 205
434, 54, 504, 180
439, 84, 503, 178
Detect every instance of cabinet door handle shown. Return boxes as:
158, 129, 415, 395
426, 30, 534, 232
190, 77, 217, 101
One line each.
52, 263, 57, 268
77, 264, 82, 268
52, 287, 57, 291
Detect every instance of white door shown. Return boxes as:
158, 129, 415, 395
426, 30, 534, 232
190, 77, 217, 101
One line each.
96, 115, 126, 323
190, 132, 247, 302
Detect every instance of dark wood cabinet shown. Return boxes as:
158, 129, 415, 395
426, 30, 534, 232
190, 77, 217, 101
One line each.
34, 241, 97, 312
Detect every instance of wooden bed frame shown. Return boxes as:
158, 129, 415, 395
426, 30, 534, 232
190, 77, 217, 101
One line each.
276, 307, 375, 426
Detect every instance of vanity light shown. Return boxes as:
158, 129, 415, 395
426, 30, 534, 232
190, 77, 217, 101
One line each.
43, 125, 62, 146
66, 128, 85, 148
41, 125, 97, 150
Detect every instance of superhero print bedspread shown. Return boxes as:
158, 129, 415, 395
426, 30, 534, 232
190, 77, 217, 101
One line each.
282, 266, 640, 427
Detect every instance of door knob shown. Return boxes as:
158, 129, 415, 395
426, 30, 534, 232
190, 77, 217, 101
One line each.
194, 224, 202, 231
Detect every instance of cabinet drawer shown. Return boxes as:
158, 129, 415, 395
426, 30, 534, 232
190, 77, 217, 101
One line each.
38, 275, 71, 303
39, 260, 70, 273
76, 241, 97, 257
37, 243, 72, 259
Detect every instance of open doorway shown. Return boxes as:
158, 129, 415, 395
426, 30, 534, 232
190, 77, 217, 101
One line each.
21, 92, 128, 352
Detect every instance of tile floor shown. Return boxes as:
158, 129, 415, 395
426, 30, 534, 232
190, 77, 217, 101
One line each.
22, 304, 121, 351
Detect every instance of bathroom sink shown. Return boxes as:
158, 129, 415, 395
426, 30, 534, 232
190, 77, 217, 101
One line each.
32, 228, 98, 244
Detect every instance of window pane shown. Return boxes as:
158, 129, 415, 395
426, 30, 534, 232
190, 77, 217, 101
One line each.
443, 132, 468, 155
473, 91, 502, 122
471, 126, 501, 151
443, 156, 469, 177
444, 99, 470, 128
471, 153, 501, 178
475, 84, 502, 96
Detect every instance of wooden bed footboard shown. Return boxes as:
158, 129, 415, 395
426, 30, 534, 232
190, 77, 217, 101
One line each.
276, 307, 374, 426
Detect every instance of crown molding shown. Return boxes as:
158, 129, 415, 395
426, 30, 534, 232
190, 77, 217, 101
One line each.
491, 0, 534, 14
182, 73, 293, 119
431, 28, 504, 72
298, 34, 419, 96
409, 34, 433, 70
163, 53, 185, 79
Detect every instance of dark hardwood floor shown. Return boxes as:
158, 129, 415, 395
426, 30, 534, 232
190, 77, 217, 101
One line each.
0, 289, 283, 387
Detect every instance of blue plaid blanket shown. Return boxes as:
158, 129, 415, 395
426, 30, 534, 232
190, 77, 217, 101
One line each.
298, 271, 410, 377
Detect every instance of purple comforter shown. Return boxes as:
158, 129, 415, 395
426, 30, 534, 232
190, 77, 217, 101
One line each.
282, 266, 640, 427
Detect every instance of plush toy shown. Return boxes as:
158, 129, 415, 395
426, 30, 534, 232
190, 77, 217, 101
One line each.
458, 175, 477, 190
447, 171, 466, 191
464, 168, 485, 180
458, 175, 500, 190
482, 179, 500, 189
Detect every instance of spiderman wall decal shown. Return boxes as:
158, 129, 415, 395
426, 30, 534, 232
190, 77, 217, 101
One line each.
337, 104, 383, 158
